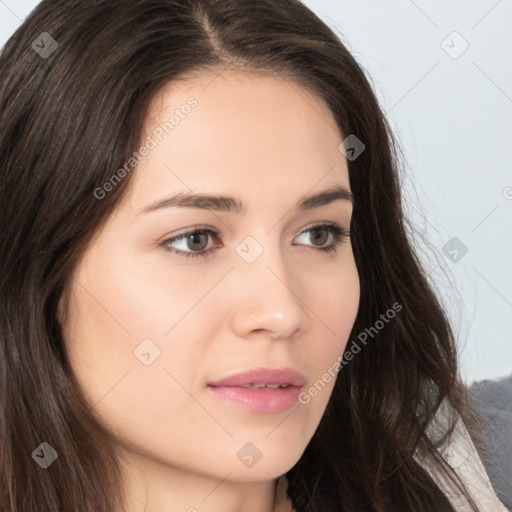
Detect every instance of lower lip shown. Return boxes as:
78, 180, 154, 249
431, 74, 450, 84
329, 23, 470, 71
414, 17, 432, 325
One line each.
207, 385, 303, 413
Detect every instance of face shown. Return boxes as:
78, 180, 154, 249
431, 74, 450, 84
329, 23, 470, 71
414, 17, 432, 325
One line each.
59, 70, 360, 484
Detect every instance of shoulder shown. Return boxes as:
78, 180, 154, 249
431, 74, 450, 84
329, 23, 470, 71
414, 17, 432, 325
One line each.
414, 396, 511, 512
467, 374, 512, 509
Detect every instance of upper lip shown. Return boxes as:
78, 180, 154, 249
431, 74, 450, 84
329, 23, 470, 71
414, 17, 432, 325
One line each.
208, 367, 306, 388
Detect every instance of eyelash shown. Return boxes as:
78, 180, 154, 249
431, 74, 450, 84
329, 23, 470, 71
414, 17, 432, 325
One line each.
160, 223, 350, 259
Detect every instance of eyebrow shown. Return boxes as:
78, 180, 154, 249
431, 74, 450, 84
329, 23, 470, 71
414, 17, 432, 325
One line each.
139, 184, 353, 216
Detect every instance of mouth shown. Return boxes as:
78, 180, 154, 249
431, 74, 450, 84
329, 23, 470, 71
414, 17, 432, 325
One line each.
207, 367, 306, 413
236, 383, 292, 389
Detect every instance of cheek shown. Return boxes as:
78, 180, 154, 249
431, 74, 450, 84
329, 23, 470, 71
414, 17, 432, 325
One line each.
61, 261, 227, 463
305, 254, 360, 354
288, 255, 360, 434
60, 250, 216, 408
65, 248, 226, 349
61, 245, 240, 441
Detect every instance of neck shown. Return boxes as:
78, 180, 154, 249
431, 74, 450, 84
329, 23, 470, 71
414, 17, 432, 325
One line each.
119, 451, 291, 512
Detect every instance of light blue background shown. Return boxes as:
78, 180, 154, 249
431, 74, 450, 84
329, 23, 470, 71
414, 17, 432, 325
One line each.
1, 0, 510, 384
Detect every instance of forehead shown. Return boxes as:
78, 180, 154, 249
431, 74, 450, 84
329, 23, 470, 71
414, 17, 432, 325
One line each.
125, 70, 350, 211
146, 68, 342, 149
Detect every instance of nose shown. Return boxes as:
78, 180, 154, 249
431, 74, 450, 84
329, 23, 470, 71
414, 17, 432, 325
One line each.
228, 245, 310, 341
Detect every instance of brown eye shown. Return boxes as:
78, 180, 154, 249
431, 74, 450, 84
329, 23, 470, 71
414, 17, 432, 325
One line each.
308, 227, 331, 247
294, 223, 350, 254
186, 232, 209, 251
161, 228, 220, 259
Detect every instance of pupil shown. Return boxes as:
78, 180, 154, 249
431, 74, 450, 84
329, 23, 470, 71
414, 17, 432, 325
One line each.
311, 228, 328, 246
188, 233, 207, 251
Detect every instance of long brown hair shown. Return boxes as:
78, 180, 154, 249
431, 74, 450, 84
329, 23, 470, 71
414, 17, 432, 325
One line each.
0, 0, 477, 510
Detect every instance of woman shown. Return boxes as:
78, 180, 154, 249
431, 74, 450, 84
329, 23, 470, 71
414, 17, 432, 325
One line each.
0, 0, 507, 511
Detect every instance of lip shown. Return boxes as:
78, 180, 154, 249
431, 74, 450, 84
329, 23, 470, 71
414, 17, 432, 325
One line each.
208, 367, 306, 388
207, 367, 306, 414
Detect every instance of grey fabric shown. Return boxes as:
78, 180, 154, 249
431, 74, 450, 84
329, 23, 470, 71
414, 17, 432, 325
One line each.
466, 373, 512, 509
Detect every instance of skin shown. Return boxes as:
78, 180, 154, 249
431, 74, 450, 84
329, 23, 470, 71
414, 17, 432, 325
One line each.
59, 69, 360, 512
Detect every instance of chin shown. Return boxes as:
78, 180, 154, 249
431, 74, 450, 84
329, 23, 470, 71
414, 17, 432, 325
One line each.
217, 435, 308, 482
